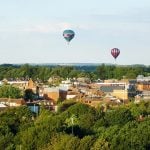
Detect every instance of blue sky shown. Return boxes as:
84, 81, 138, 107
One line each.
0, 0, 150, 65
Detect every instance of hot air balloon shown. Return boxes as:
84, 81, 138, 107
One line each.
111, 48, 120, 59
63, 29, 75, 44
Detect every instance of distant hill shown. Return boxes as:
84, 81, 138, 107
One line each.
0, 63, 149, 68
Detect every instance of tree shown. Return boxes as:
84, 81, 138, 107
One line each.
96, 64, 107, 80
0, 85, 22, 98
0, 130, 14, 150
78, 113, 96, 133
129, 101, 150, 119
59, 103, 97, 137
78, 136, 95, 150
91, 138, 109, 150
105, 107, 133, 126
44, 133, 80, 150
24, 89, 34, 101
110, 120, 150, 150
57, 100, 76, 113
64, 103, 96, 117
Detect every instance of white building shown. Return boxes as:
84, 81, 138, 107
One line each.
137, 75, 150, 82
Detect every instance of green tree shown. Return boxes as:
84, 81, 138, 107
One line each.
57, 100, 76, 113
0, 85, 22, 98
24, 89, 34, 101
69, 69, 80, 78
78, 135, 95, 150
113, 66, 126, 80
91, 138, 109, 150
110, 120, 150, 150
105, 107, 133, 126
96, 64, 107, 80
129, 101, 150, 119
45, 133, 80, 150
0, 131, 14, 150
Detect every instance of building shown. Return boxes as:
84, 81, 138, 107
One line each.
137, 75, 150, 82
0, 98, 26, 107
137, 82, 150, 91
83, 98, 102, 108
43, 87, 67, 103
112, 89, 128, 100
5, 78, 36, 90
26, 103, 40, 115
96, 81, 136, 101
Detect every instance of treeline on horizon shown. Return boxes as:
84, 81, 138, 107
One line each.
0, 63, 149, 82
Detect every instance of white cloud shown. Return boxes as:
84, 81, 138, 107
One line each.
22, 22, 93, 33
0, 22, 68, 33
23, 22, 69, 33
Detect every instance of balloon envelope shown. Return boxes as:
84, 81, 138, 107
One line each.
111, 48, 120, 59
63, 30, 75, 43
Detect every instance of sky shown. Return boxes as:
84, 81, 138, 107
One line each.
0, 0, 150, 65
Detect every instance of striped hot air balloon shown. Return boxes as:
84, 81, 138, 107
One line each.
111, 48, 120, 59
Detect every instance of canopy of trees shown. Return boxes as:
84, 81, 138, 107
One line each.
0, 101, 150, 149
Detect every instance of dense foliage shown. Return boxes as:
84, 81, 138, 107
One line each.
0, 85, 22, 98
0, 64, 149, 82
0, 101, 150, 150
